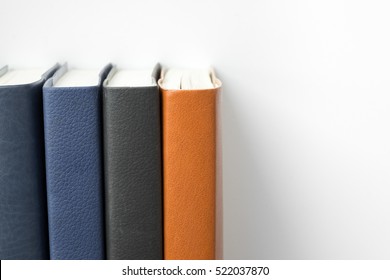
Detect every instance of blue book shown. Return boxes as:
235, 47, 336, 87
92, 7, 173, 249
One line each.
0, 64, 59, 259
43, 64, 112, 259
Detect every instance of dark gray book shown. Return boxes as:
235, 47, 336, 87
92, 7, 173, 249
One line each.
103, 64, 162, 260
0, 64, 59, 259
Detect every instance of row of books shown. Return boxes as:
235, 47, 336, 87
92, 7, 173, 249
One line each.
0, 63, 221, 260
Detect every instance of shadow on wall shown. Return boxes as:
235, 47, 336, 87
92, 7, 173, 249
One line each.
221, 81, 300, 259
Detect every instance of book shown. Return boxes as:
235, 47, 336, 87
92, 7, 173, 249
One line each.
0, 64, 59, 259
159, 68, 222, 260
43, 63, 112, 259
103, 64, 162, 260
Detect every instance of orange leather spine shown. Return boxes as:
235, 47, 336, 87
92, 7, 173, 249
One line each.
161, 82, 221, 260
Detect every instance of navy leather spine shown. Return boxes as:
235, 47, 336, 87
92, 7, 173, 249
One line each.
0, 64, 59, 260
43, 64, 112, 260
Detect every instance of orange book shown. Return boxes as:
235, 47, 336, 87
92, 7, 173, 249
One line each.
159, 68, 222, 260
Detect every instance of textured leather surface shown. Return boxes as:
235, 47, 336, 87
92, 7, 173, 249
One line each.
0, 64, 59, 260
103, 66, 162, 260
159, 76, 221, 260
43, 64, 112, 260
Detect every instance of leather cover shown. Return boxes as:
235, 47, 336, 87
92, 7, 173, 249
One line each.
159, 70, 222, 260
103, 64, 162, 260
43, 64, 112, 260
0, 64, 60, 260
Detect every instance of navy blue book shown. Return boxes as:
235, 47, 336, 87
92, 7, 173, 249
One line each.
43, 64, 112, 260
0, 64, 59, 259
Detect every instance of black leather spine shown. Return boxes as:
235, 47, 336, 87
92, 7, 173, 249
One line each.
0, 64, 59, 259
103, 65, 162, 260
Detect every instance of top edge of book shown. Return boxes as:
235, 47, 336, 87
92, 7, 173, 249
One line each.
160, 68, 220, 90
0, 66, 49, 86
54, 69, 101, 87
105, 69, 156, 88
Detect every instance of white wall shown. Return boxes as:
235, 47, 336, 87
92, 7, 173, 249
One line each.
2, 0, 390, 259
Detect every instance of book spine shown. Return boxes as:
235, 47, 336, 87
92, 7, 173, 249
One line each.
43, 86, 105, 260
103, 86, 162, 259
161, 88, 219, 260
0, 82, 50, 260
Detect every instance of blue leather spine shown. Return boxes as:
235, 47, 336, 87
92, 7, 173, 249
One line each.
0, 64, 59, 260
43, 64, 112, 259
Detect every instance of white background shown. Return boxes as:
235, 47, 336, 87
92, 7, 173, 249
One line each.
1, 0, 390, 259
